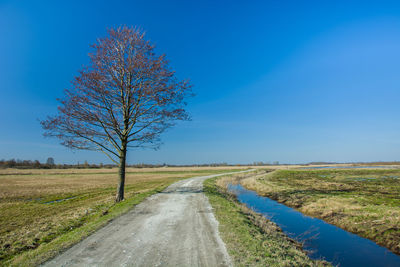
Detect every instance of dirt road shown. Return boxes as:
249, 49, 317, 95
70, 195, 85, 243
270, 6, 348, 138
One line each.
43, 171, 249, 267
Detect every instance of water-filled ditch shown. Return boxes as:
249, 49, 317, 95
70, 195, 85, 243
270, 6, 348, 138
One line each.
228, 183, 400, 267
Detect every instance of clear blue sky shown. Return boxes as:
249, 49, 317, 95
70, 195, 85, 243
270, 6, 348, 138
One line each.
1, 0, 400, 165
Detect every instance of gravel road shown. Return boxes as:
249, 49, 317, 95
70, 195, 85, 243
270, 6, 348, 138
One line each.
43, 171, 248, 267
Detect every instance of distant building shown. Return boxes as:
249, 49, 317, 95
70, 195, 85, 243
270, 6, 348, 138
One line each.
46, 157, 55, 165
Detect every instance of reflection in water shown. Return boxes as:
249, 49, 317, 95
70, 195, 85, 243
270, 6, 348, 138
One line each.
228, 184, 400, 267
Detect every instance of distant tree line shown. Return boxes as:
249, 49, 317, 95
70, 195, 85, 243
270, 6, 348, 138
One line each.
0, 158, 115, 169
3, 159, 397, 169
0, 159, 44, 169
0, 159, 283, 169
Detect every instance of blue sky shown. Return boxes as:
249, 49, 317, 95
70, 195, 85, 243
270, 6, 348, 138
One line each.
1, 0, 400, 164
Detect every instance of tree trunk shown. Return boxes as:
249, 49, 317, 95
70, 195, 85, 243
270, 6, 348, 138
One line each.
116, 146, 127, 202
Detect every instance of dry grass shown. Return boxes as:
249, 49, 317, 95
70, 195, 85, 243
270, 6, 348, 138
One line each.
0, 167, 244, 266
0, 166, 249, 175
0, 167, 251, 199
241, 169, 400, 255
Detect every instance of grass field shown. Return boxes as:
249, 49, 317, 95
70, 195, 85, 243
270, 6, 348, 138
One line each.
204, 174, 329, 266
240, 168, 400, 255
0, 167, 246, 266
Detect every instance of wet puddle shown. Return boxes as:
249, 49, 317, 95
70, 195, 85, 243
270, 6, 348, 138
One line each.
228, 184, 400, 267
42, 196, 77, 204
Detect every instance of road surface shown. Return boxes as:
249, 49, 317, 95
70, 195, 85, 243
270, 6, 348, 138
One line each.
43, 171, 249, 267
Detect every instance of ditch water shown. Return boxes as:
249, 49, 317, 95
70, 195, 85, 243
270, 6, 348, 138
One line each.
228, 184, 400, 267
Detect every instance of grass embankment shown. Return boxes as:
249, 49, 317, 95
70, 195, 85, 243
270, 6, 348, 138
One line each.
0, 167, 244, 266
204, 174, 329, 266
241, 169, 400, 255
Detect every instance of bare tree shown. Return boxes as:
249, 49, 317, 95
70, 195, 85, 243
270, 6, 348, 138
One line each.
41, 26, 192, 202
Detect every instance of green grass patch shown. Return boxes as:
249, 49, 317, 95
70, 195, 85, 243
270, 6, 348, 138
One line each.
3, 185, 165, 267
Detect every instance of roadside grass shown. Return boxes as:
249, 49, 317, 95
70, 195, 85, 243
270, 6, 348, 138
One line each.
204, 174, 329, 266
240, 169, 400, 255
0, 167, 245, 266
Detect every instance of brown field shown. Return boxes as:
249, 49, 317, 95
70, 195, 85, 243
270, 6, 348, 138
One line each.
0, 166, 248, 199
0, 167, 246, 266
